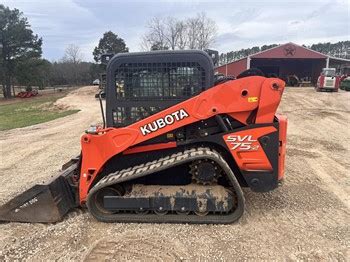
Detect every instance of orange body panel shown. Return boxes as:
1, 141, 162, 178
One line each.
255, 82, 285, 123
223, 126, 276, 171
123, 142, 177, 155
276, 114, 287, 180
79, 76, 285, 203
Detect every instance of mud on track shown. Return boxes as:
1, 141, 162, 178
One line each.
0, 86, 349, 261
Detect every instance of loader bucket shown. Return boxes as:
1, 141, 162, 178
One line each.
0, 162, 79, 223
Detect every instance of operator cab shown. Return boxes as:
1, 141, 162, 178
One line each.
105, 50, 214, 127
321, 68, 336, 77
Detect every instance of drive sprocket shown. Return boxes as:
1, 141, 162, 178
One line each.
189, 159, 222, 185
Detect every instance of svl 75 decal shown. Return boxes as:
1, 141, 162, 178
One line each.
225, 135, 260, 151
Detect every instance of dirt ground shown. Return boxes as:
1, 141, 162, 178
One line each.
0, 86, 349, 261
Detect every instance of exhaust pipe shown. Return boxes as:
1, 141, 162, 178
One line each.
0, 161, 79, 223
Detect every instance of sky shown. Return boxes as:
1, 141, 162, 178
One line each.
3, 0, 349, 62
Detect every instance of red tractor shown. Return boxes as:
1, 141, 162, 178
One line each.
16, 89, 39, 98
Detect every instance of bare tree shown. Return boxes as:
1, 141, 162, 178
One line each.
62, 44, 83, 85
140, 35, 152, 51
141, 13, 217, 51
195, 13, 217, 50
186, 13, 217, 50
164, 17, 182, 50
63, 44, 82, 64
141, 17, 168, 51
186, 16, 200, 49
176, 21, 188, 50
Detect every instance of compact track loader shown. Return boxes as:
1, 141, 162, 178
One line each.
0, 50, 287, 224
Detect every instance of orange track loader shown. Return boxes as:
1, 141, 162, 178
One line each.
0, 50, 287, 224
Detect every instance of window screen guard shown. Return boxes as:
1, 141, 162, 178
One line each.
106, 51, 214, 127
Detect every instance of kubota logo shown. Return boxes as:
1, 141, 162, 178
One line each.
225, 135, 260, 151
140, 109, 189, 136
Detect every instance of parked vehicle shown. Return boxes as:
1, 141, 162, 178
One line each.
340, 76, 350, 91
16, 90, 39, 98
316, 68, 340, 92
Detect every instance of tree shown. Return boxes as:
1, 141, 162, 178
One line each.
62, 44, 83, 85
309, 41, 350, 59
261, 44, 278, 51
16, 58, 51, 89
176, 21, 187, 50
93, 31, 128, 63
141, 17, 168, 51
89, 63, 104, 81
219, 44, 280, 65
48, 61, 97, 86
0, 4, 42, 98
164, 17, 183, 50
186, 13, 217, 50
150, 42, 169, 51
63, 44, 82, 64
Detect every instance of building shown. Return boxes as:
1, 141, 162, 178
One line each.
216, 42, 350, 84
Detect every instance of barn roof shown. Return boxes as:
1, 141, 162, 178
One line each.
250, 42, 327, 59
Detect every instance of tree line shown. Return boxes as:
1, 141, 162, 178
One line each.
309, 41, 350, 59
219, 44, 278, 65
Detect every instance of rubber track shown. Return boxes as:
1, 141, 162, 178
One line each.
87, 147, 245, 224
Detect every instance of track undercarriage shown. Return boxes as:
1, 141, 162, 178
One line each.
87, 147, 245, 224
